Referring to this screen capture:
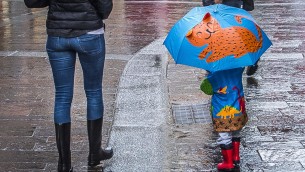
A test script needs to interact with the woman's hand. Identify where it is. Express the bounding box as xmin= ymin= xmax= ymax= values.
xmin=214 ymin=0 xmax=223 ymax=4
